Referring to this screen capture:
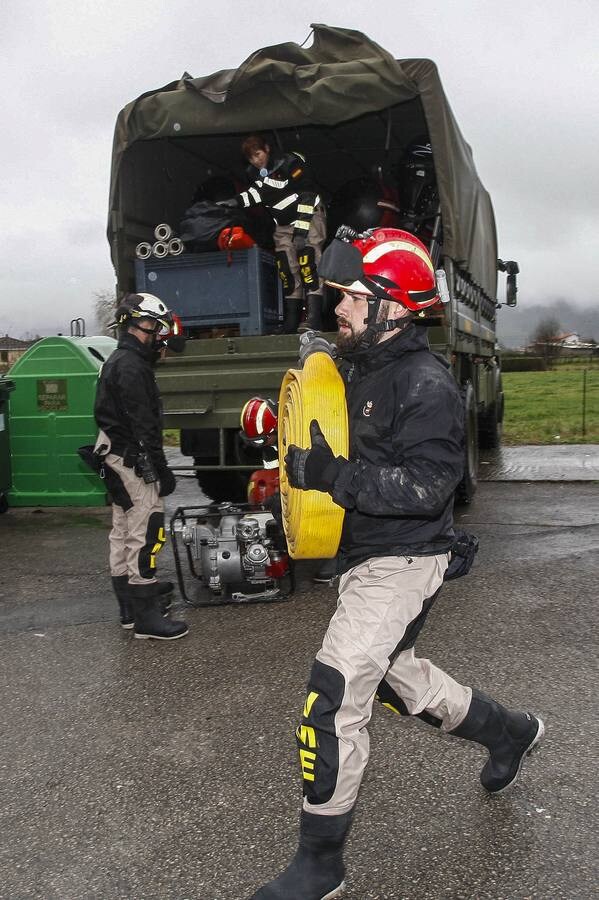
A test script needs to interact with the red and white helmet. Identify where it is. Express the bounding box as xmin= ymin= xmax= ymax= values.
xmin=321 ymin=227 xmax=439 ymax=312
xmin=240 ymin=397 xmax=278 ymax=444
